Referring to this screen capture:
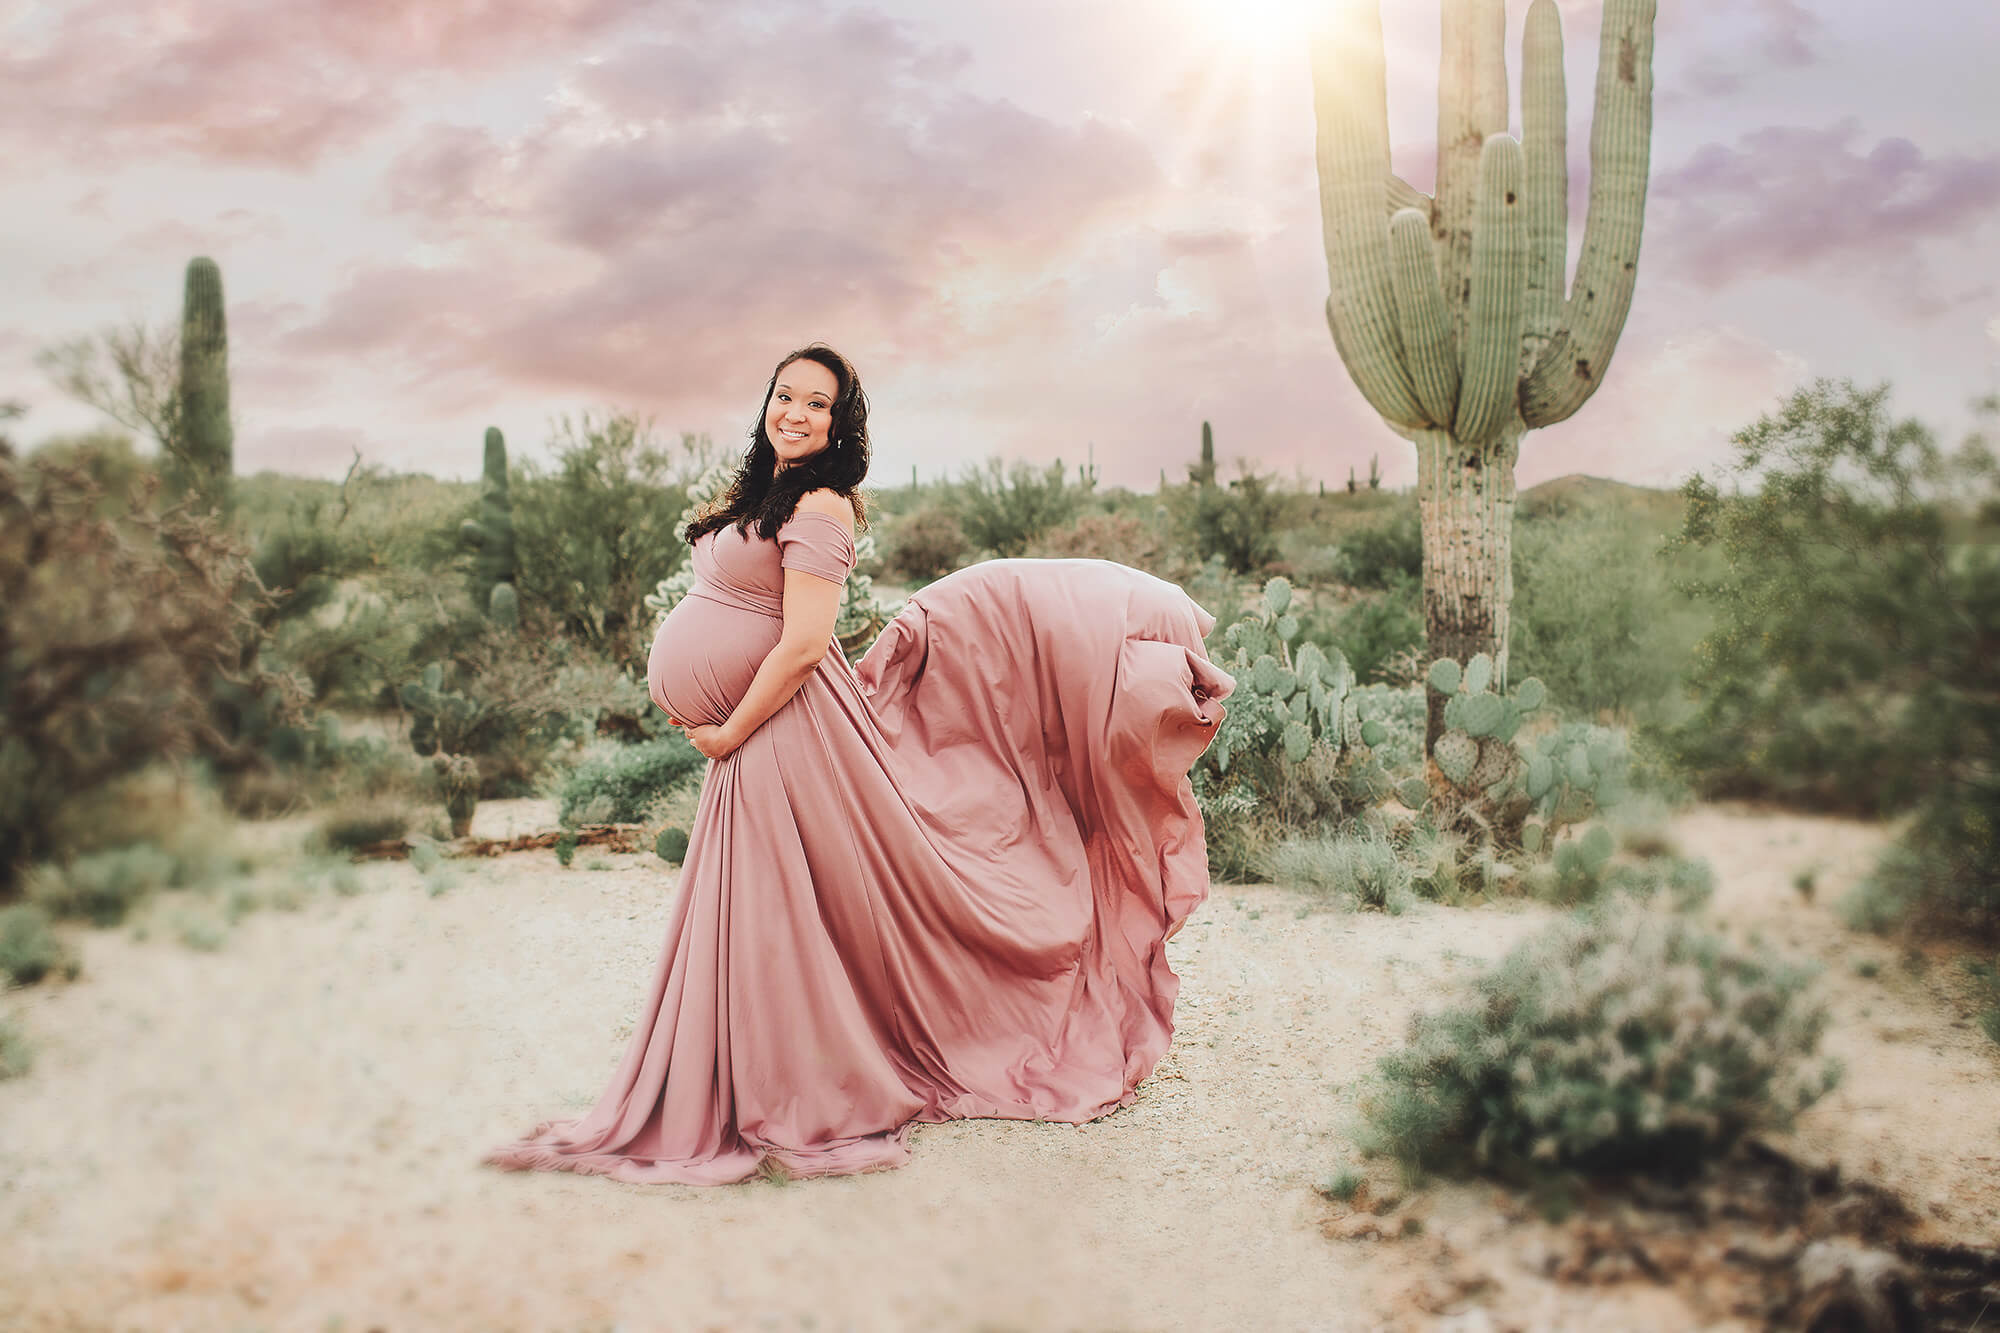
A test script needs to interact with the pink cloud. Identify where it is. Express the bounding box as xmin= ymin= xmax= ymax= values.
xmin=0 ymin=0 xmax=669 ymax=165
xmin=292 ymin=8 xmax=1171 ymax=421
xmin=1651 ymin=121 xmax=2000 ymax=310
